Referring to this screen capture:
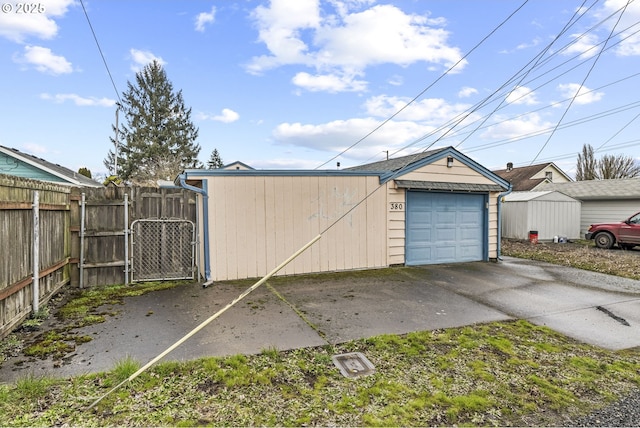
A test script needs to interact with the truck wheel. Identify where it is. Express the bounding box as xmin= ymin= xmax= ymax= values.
xmin=594 ymin=232 xmax=614 ymax=249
